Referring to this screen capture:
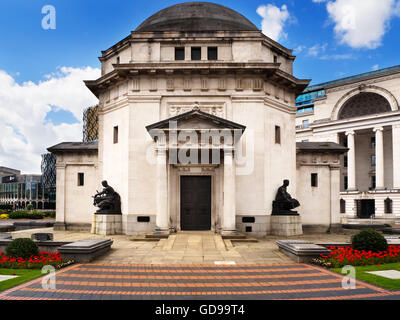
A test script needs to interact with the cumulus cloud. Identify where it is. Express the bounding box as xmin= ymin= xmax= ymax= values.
xmin=0 ymin=67 xmax=100 ymax=173
xmin=325 ymin=0 xmax=400 ymax=49
xmin=257 ymin=4 xmax=290 ymax=41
